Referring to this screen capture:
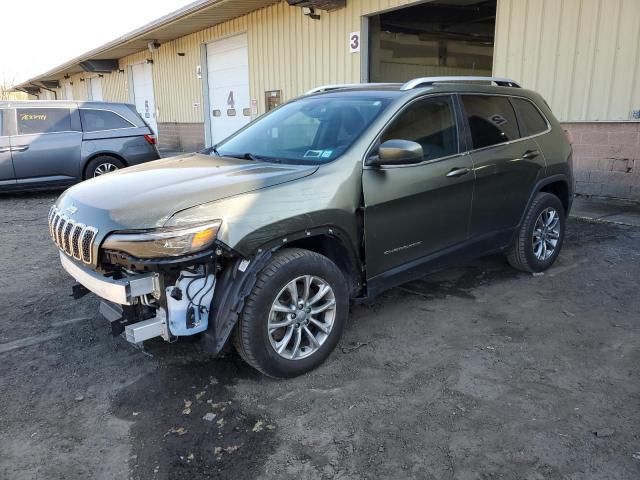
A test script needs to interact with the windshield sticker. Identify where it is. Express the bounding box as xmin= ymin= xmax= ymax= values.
xmin=321 ymin=150 xmax=332 ymax=158
xmin=304 ymin=150 xmax=324 ymax=158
